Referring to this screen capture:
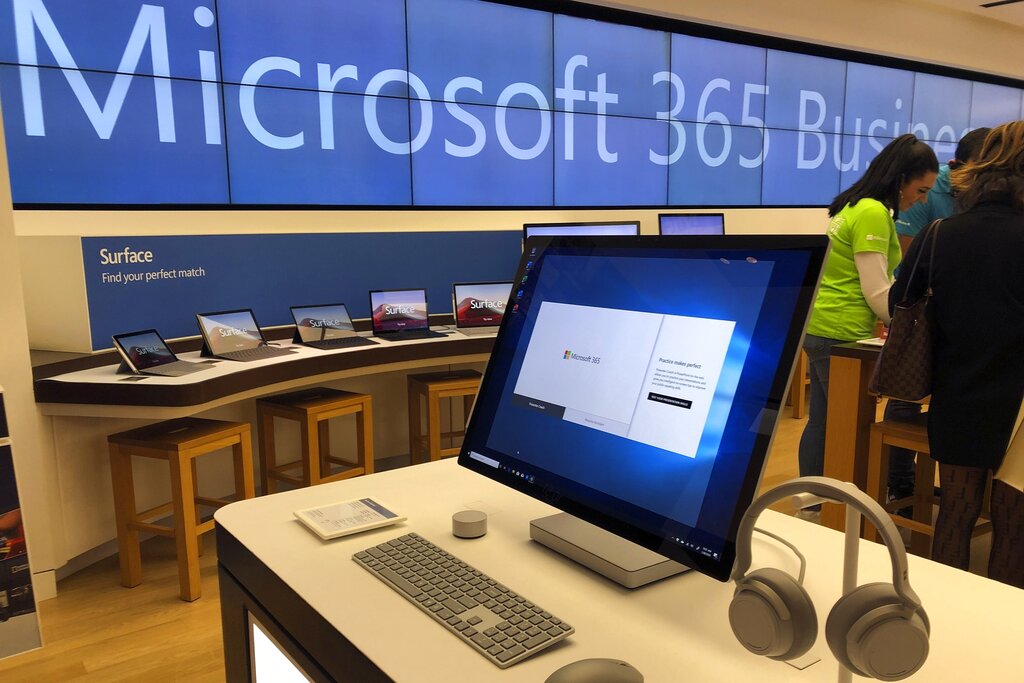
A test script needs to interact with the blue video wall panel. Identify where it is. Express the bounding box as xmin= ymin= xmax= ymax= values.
xmin=0 ymin=0 xmax=1022 ymax=207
